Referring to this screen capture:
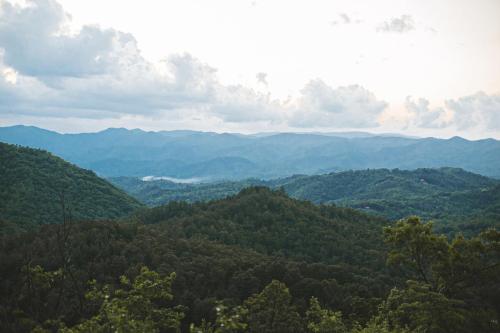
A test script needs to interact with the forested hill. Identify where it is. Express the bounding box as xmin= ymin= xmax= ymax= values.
xmin=111 ymin=168 xmax=500 ymax=233
xmin=1 ymin=187 xmax=498 ymax=332
xmin=134 ymin=186 xmax=389 ymax=268
xmin=277 ymin=167 xmax=497 ymax=202
xmin=276 ymin=168 xmax=500 ymax=228
xmin=113 ymin=167 xmax=496 ymax=204
xmin=0 ymin=143 xmax=144 ymax=232
xmin=0 ymin=186 xmax=393 ymax=332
